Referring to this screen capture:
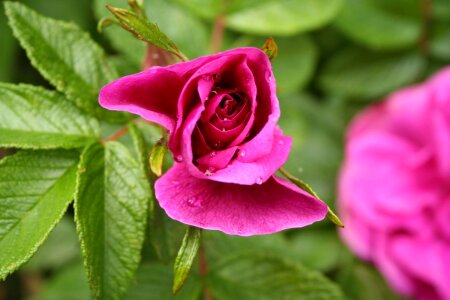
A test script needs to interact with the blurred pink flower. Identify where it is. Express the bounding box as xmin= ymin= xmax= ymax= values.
xmin=99 ymin=48 xmax=327 ymax=236
xmin=339 ymin=67 xmax=450 ymax=299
